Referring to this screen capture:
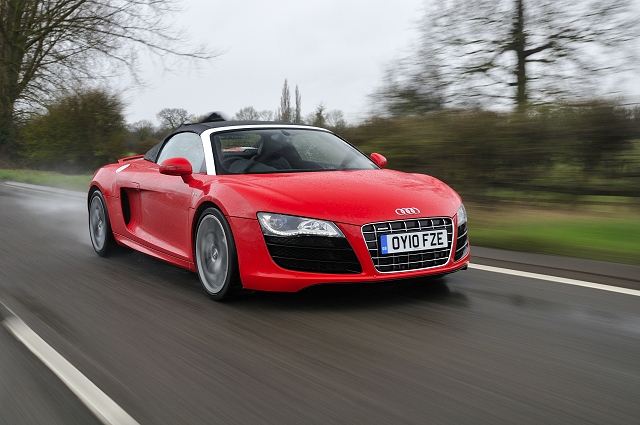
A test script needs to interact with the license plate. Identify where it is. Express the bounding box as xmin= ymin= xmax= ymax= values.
xmin=380 ymin=230 xmax=448 ymax=255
